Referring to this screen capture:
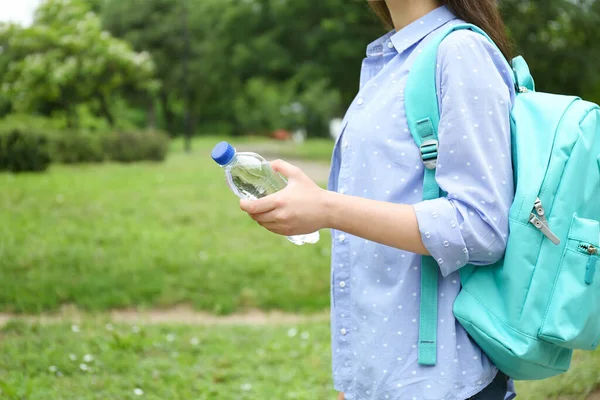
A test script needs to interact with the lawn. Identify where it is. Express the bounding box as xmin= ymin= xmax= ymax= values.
xmin=2 ymin=135 xmax=600 ymax=399
xmin=515 ymin=350 xmax=600 ymax=400
xmin=0 ymin=319 xmax=599 ymax=400
xmin=178 ymin=135 xmax=336 ymax=163
xmin=0 ymin=320 xmax=334 ymax=400
xmin=0 ymin=137 xmax=332 ymax=314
